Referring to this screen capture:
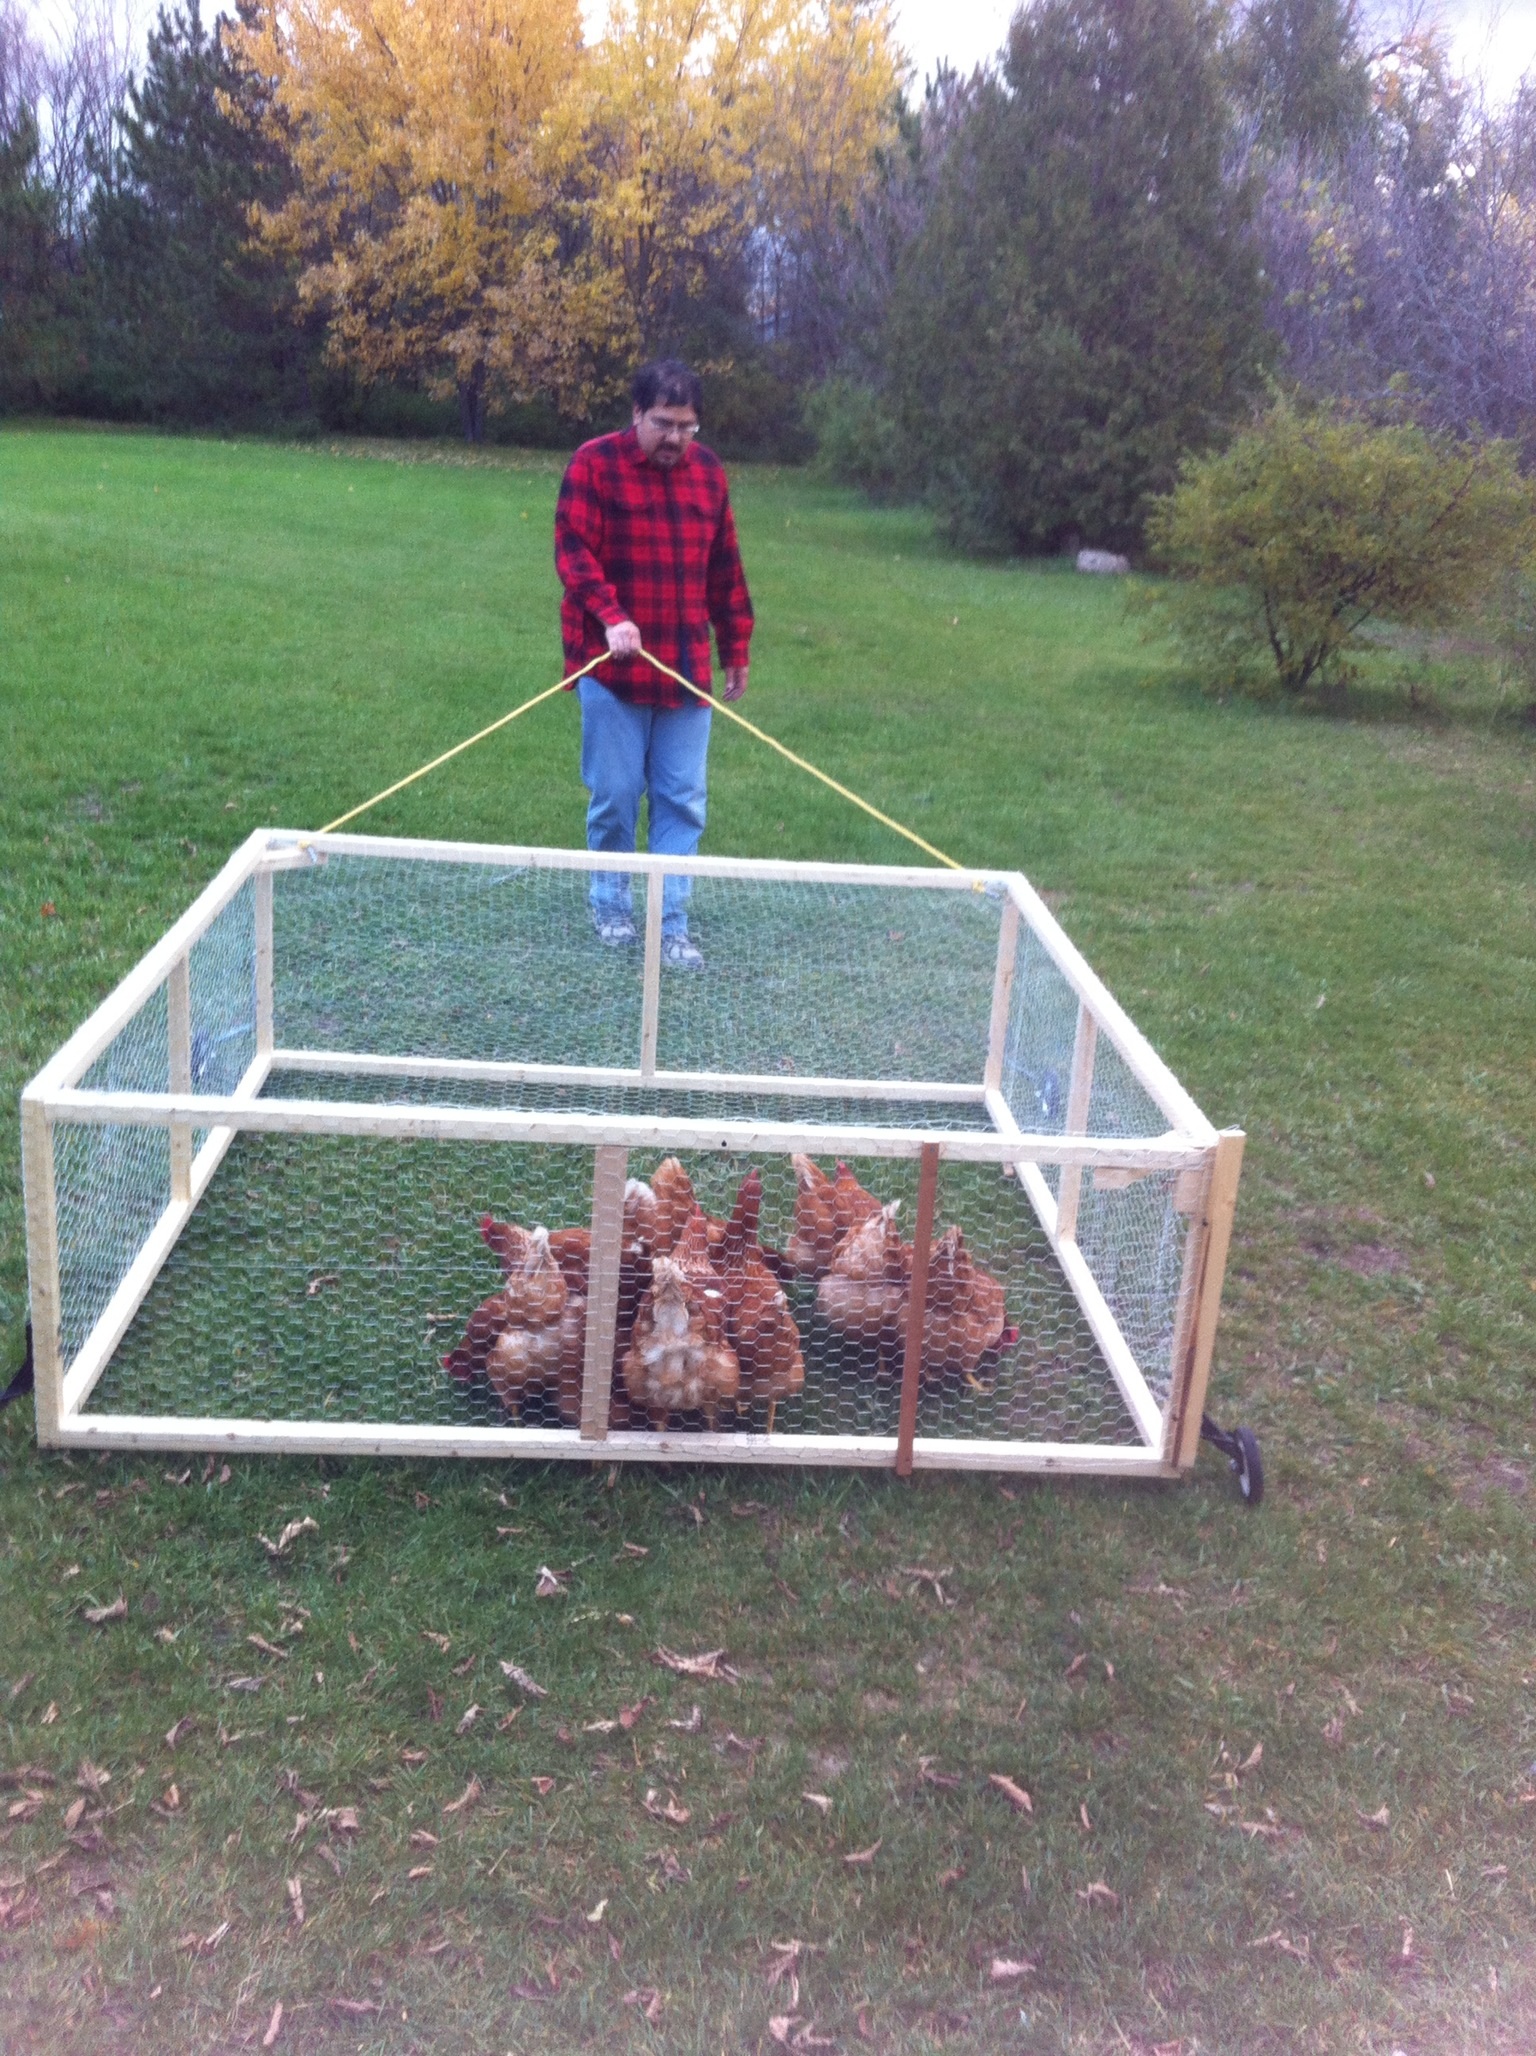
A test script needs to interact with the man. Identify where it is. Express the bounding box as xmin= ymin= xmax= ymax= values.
xmin=555 ymin=358 xmax=754 ymax=969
